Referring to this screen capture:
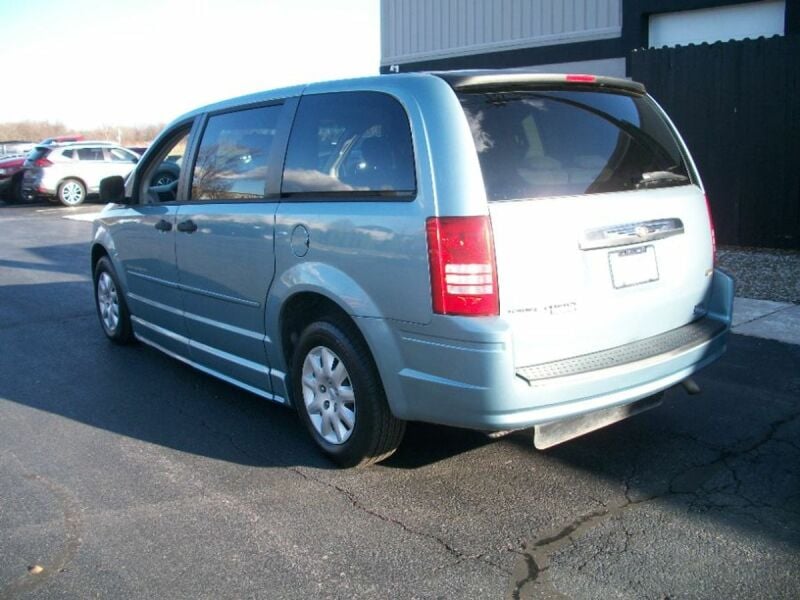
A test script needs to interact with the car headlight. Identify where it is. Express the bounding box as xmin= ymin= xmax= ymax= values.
xmin=0 ymin=168 xmax=8 ymax=176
